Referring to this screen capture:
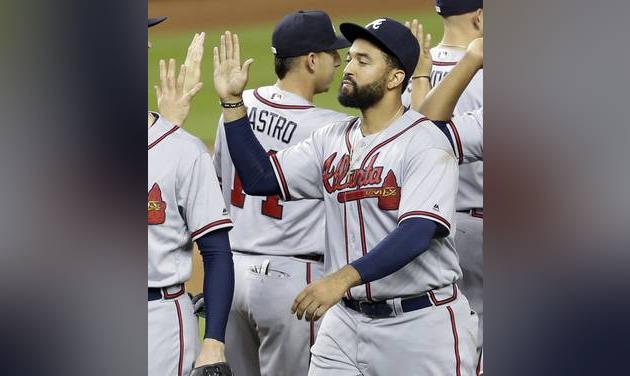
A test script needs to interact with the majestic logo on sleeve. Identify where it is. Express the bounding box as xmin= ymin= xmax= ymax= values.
xmin=148 ymin=183 xmax=166 ymax=225
xmin=322 ymin=153 xmax=400 ymax=210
